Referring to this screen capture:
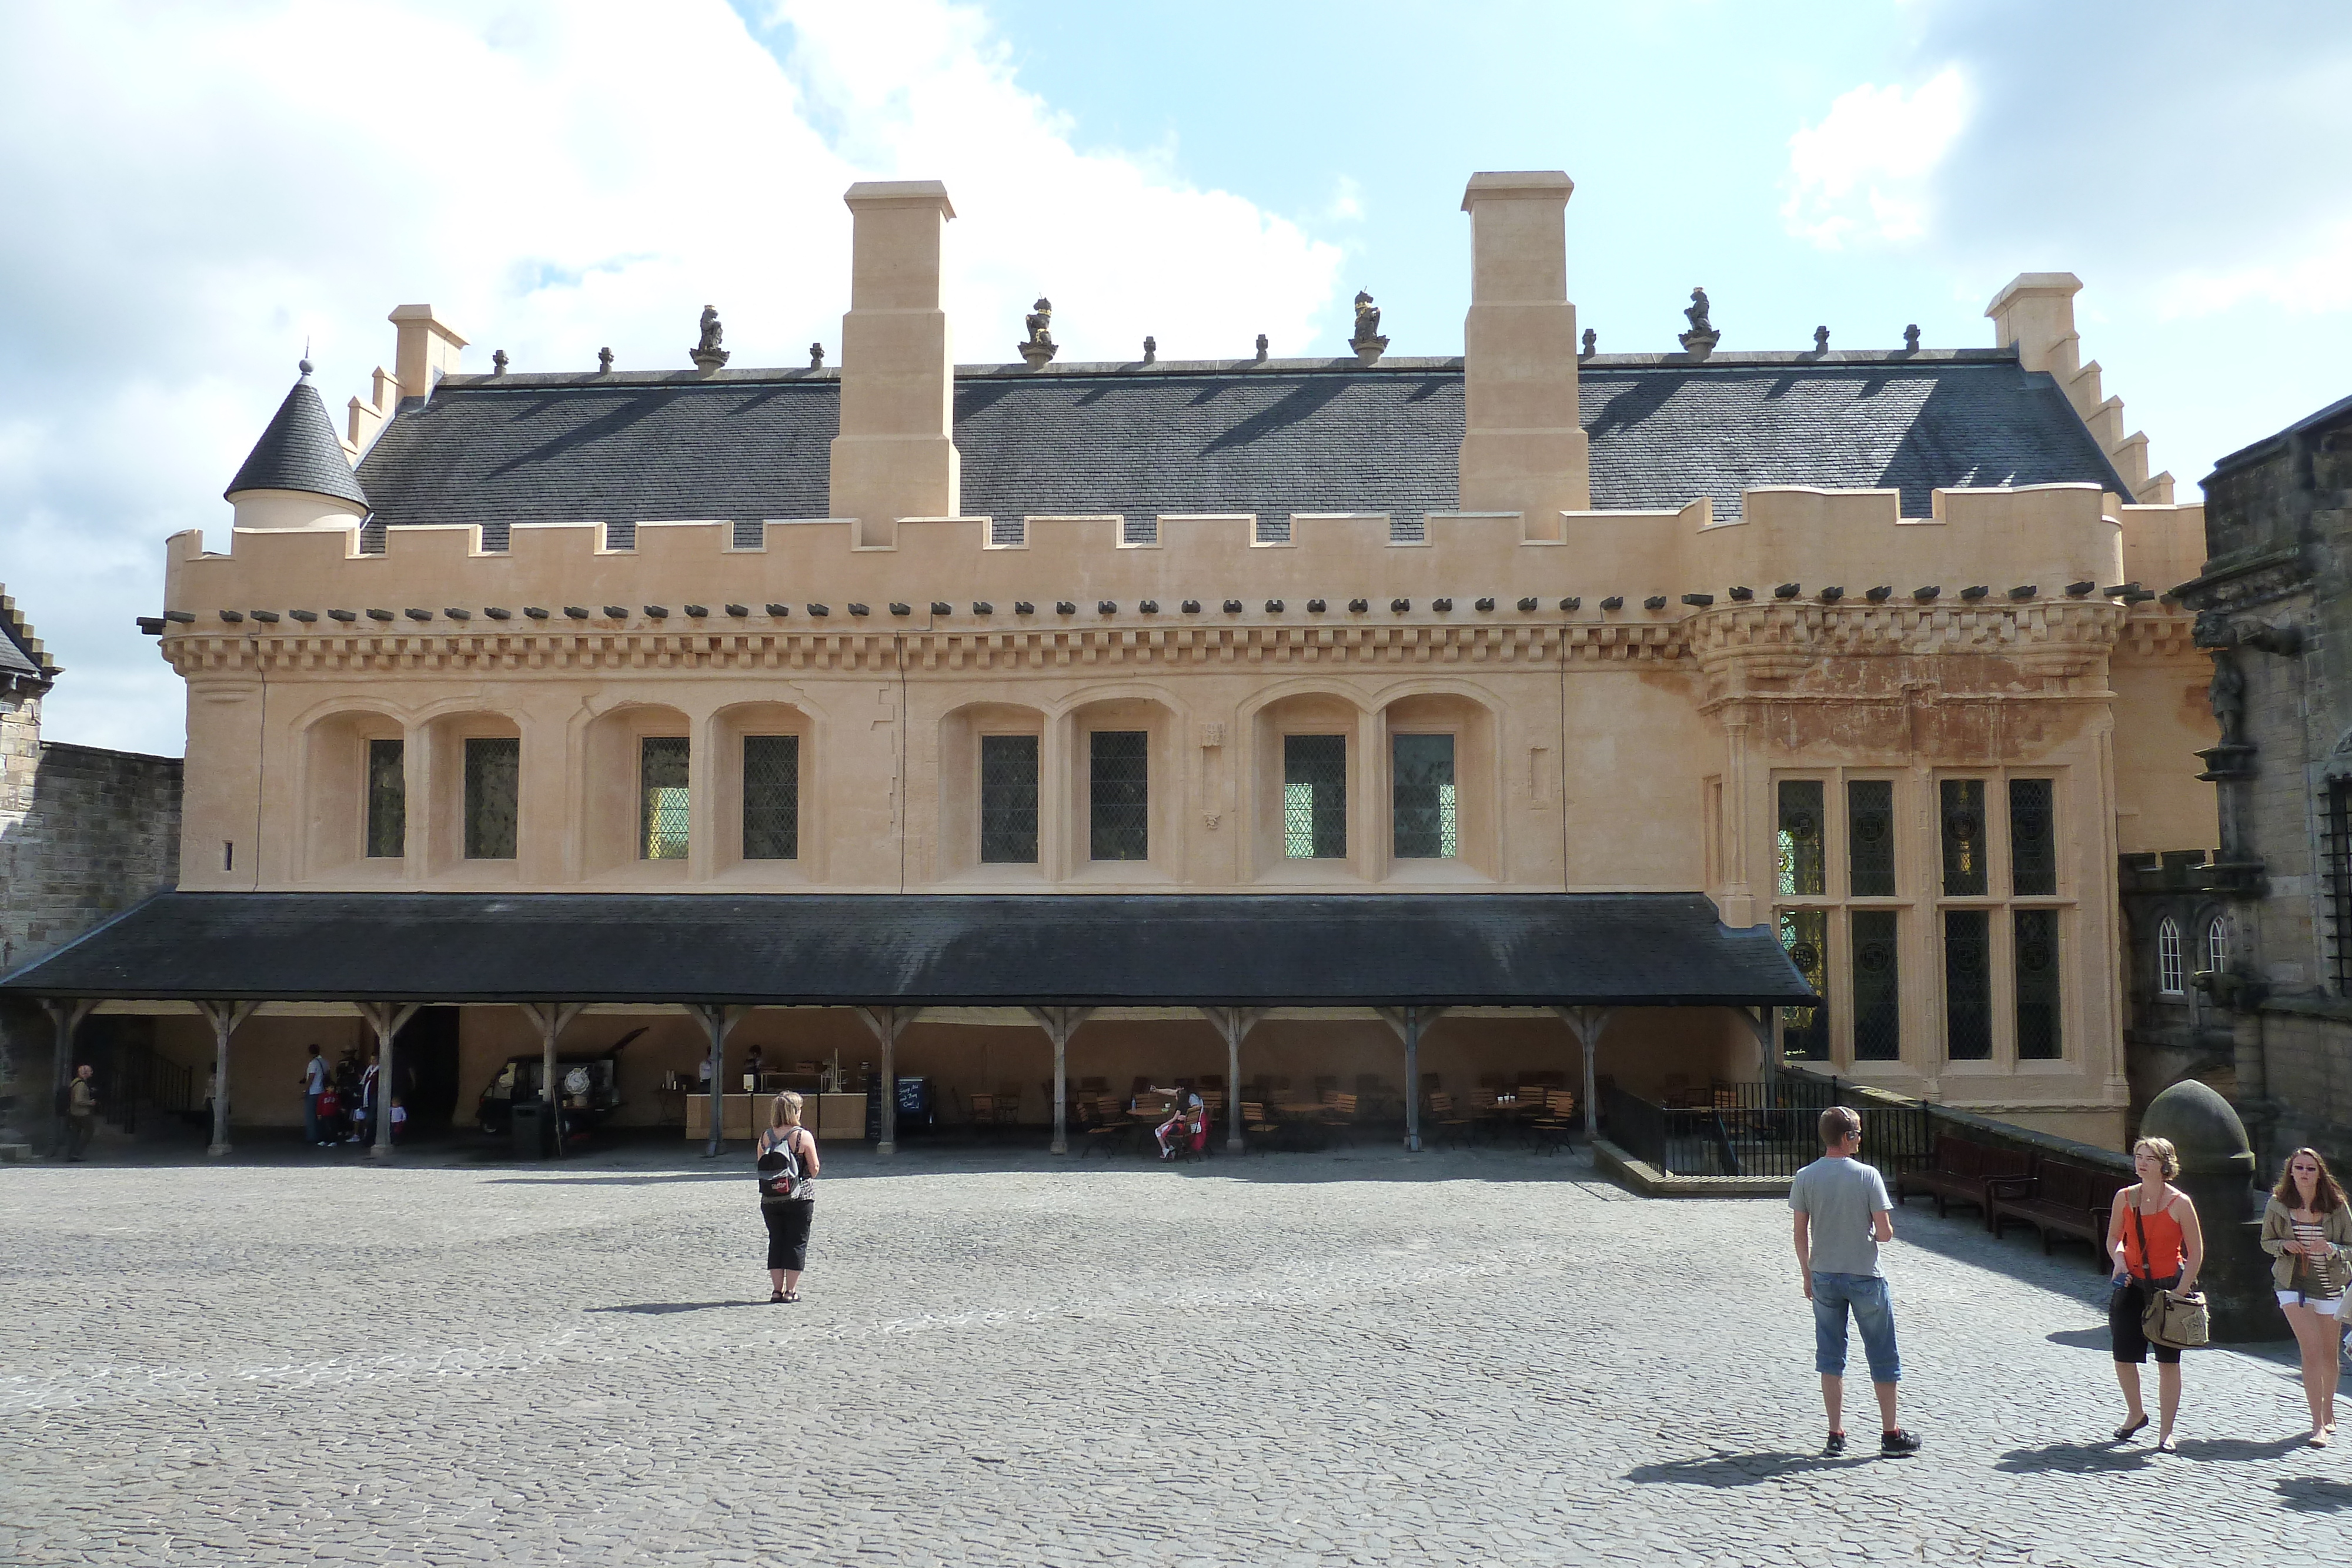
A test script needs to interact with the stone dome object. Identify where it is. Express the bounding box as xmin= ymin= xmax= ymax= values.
xmin=2139 ymin=1078 xmax=2255 ymax=1181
